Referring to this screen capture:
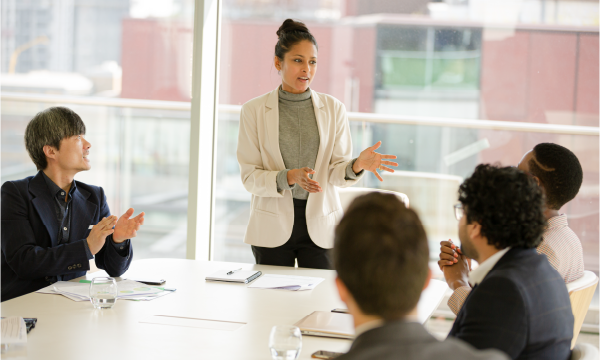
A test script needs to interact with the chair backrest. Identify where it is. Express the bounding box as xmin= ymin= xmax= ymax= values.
xmin=380 ymin=171 xmax=463 ymax=243
xmin=336 ymin=187 xmax=409 ymax=212
xmin=567 ymin=270 xmax=599 ymax=349
xmin=571 ymin=343 xmax=599 ymax=360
